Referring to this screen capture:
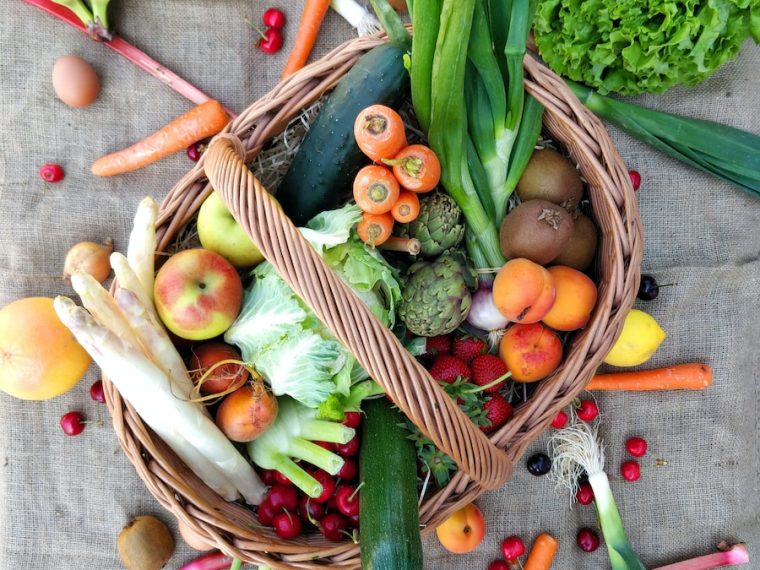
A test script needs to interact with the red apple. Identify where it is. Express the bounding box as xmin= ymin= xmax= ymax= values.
xmin=154 ymin=248 xmax=243 ymax=341
xmin=188 ymin=342 xmax=249 ymax=394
